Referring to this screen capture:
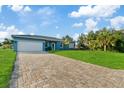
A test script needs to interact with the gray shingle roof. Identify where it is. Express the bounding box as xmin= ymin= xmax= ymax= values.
xmin=12 ymin=35 xmax=62 ymax=41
